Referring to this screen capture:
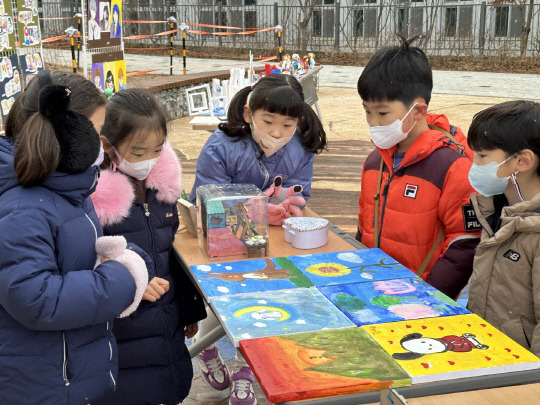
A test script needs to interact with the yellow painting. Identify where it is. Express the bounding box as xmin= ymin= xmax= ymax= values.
xmin=363 ymin=314 xmax=540 ymax=384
